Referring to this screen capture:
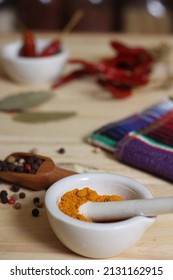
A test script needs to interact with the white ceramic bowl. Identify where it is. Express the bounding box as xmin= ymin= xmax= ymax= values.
xmin=45 ymin=173 xmax=155 ymax=259
xmin=0 ymin=39 xmax=69 ymax=84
